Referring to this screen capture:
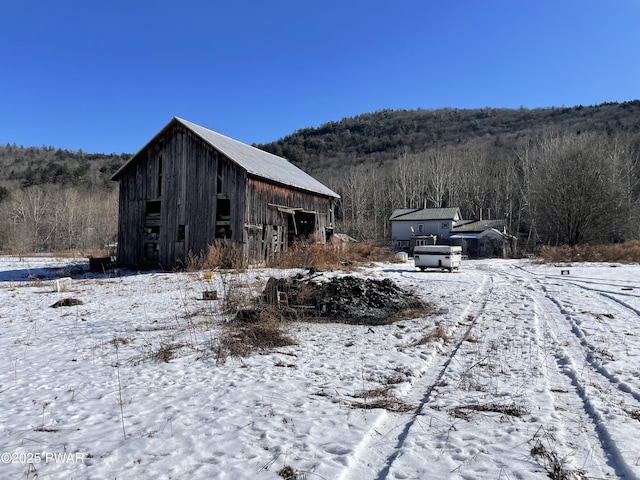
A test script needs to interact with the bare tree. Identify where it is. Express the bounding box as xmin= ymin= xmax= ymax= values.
xmin=0 ymin=185 xmax=119 ymax=254
xmin=391 ymin=151 xmax=414 ymax=208
xmin=605 ymin=134 xmax=640 ymax=240
xmin=6 ymin=186 xmax=51 ymax=252
xmin=531 ymin=131 xmax=617 ymax=245
xmin=423 ymin=147 xmax=454 ymax=208
xmin=453 ymin=145 xmax=492 ymax=219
